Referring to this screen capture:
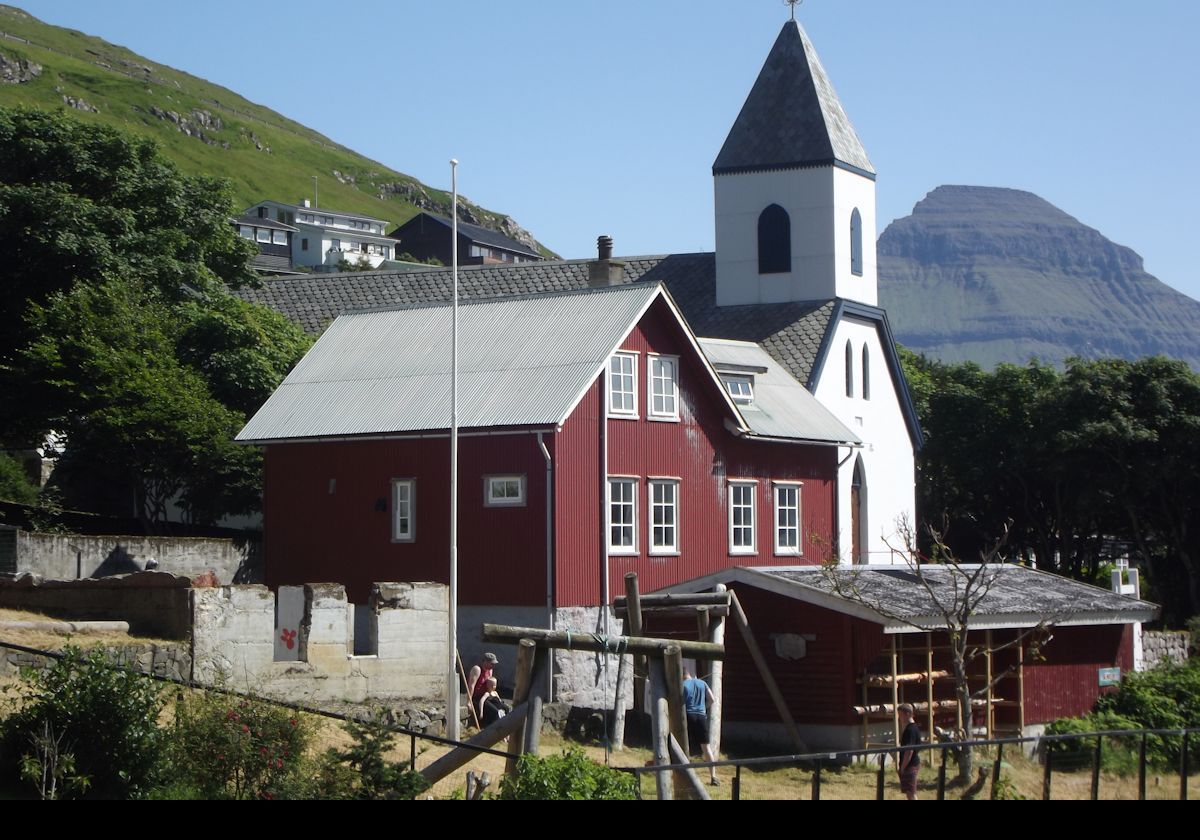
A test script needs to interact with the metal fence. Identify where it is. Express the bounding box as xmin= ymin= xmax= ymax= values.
xmin=619 ymin=728 xmax=1198 ymax=800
